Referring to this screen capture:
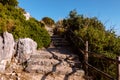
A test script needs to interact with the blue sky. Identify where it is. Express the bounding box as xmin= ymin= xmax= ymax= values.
xmin=18 ymin=0 xmax=120 ymax=35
